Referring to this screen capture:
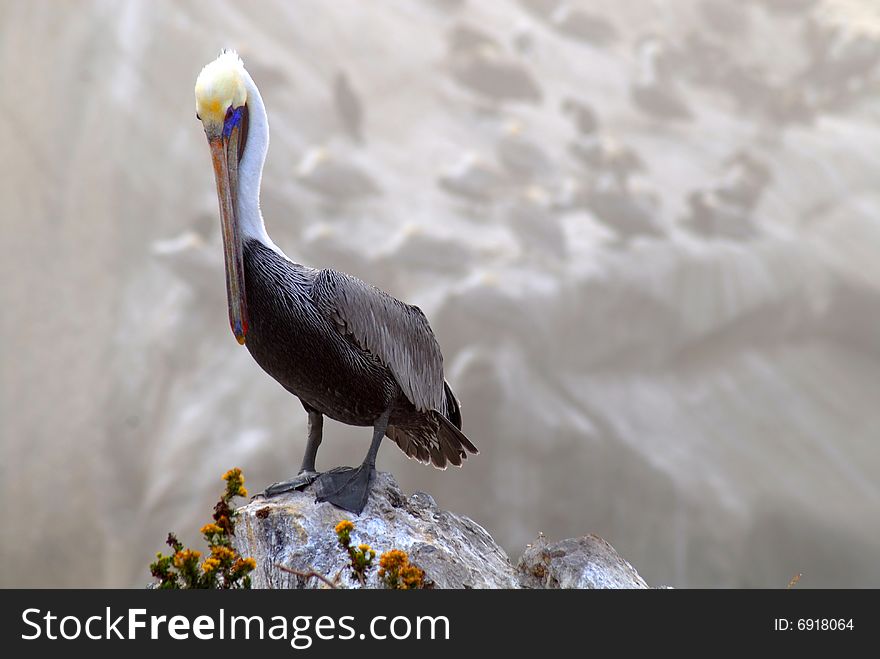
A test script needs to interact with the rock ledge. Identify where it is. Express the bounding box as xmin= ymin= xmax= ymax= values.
xmin=233 ymin=471 xmax=648 ymax=589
